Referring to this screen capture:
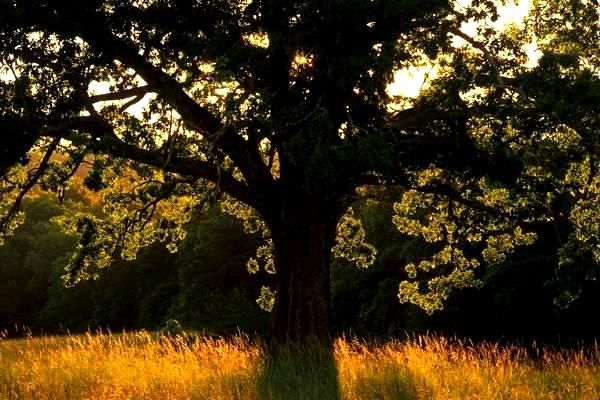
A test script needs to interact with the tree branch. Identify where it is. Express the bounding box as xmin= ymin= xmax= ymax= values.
xmin=449 ymin=28 xmax=506 ymax=87
xmin=84 ymin=24 xmax=275 ymax=190
xmin=388 ymin=106 xmax=473 ymax=130
xmin=23 ymin=8 xmax=275 ymax=193
xmin=0 ymin=137 xmax=60 ymax=232
xmin=415 ymin=182 xmax=515 ymax=220
xmin=38 ymin=117 xmax=258 ymax=208
xmin=449 ymin=29 xmax=530 ymax=103
xmin=89 ymin=85 xmax=152 ymax=103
